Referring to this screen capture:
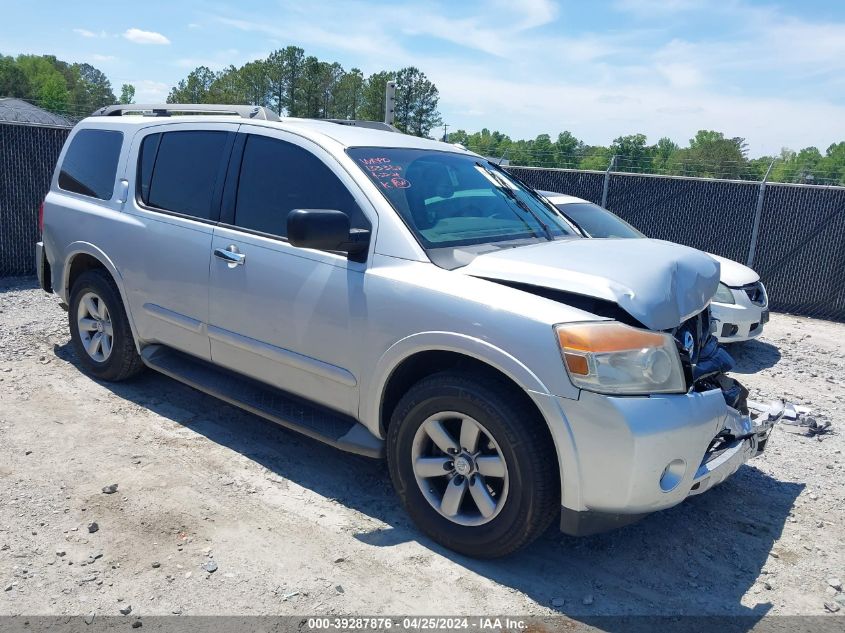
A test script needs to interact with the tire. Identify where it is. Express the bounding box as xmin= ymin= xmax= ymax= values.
xmin=387 ymin=371 xmax=559 ymax=558
xmin=68 ymin=269 xmax=144 ymax=382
